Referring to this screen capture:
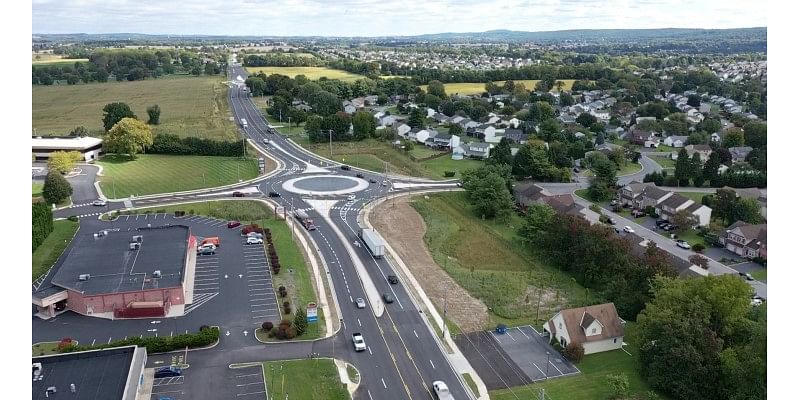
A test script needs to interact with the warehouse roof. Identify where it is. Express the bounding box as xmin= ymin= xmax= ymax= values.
xmin=50 ymin=225 xmax=191 ymax=295
xmin=33 ymin=346 xmax=142 ymax=400
xmin=32 ymin=136 xmax=103 ymax=150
